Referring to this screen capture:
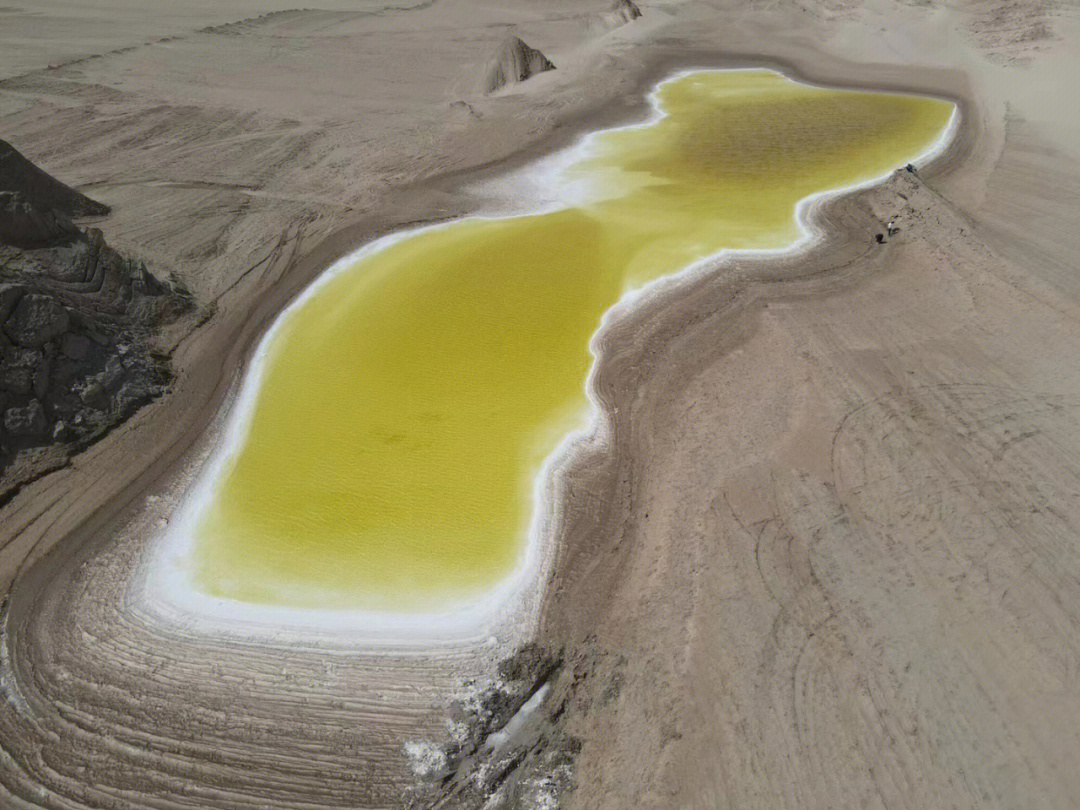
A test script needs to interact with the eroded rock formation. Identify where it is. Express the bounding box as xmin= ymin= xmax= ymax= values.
xmin=404 ymin=643 xmax=599 ymax=810
xmin=0 ymin=140 xmax=191 ymax=500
